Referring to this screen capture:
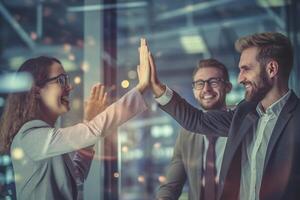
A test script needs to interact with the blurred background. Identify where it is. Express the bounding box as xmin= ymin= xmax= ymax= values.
xmin=0 ymin=0 xmax=299 ymax=199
